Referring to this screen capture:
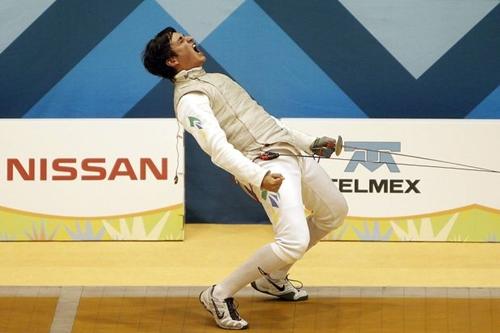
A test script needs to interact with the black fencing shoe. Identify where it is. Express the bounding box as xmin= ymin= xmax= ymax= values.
xmin=199 ymin=285 xmax=249 ymax=330
xmin=251 ymin=268 xmax=308 ymax=301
